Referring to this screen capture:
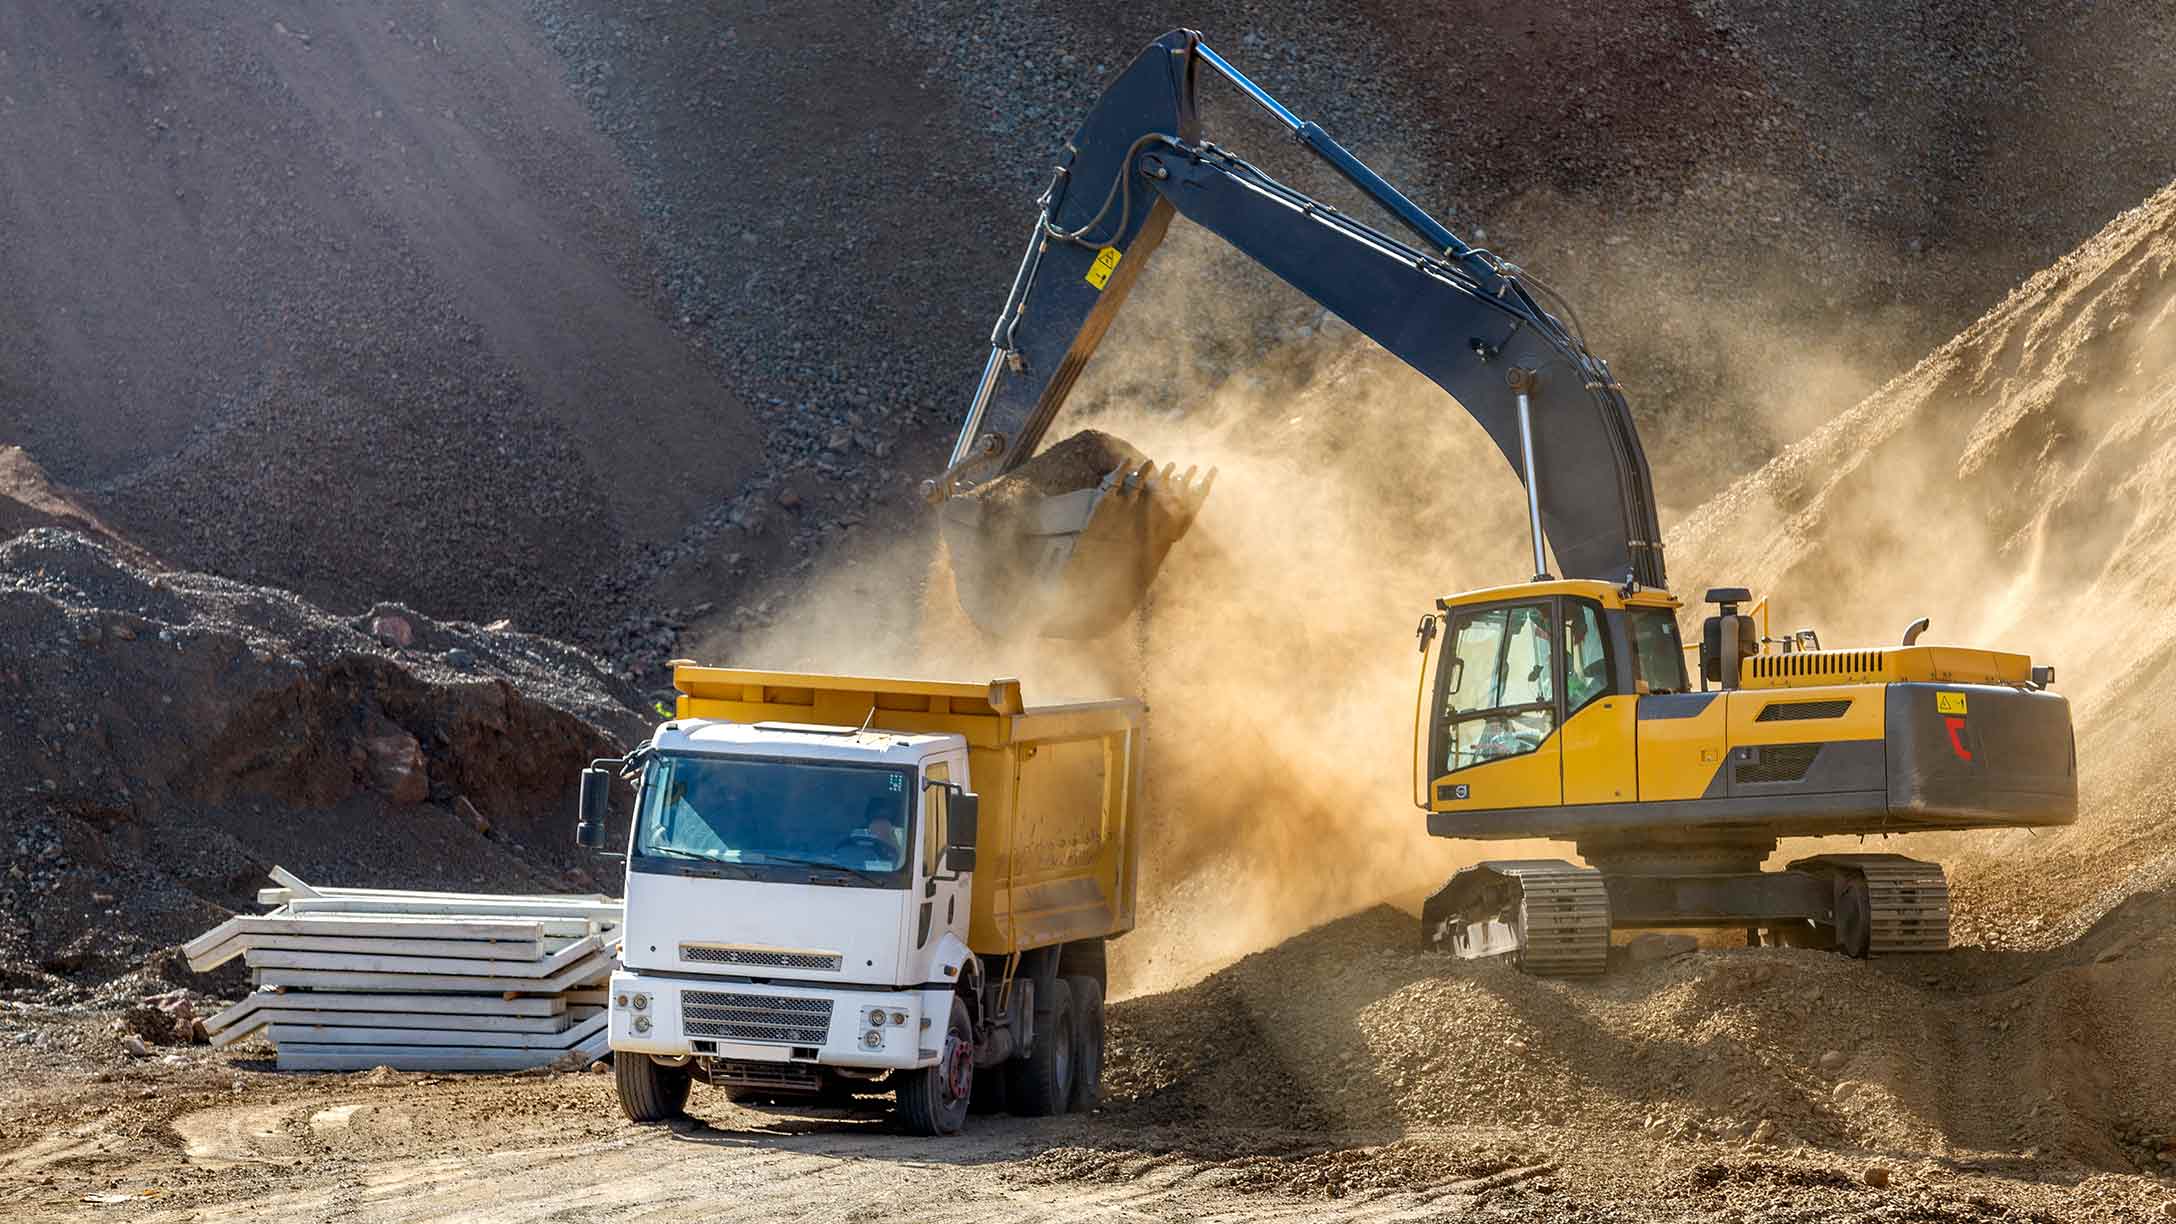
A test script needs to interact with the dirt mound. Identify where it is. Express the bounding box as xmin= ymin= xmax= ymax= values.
xmin=1102 ymin=899 xmax=2176 ymax=1175
xmin=1669 ymin=178 xmax=2176 ymax=940
xmin=0 ymin=3 xmax=758 ymax=645
xmin=0 ymin=529 xmax=645 ymax=1001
